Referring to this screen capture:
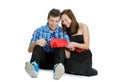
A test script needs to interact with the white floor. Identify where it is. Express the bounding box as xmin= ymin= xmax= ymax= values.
xmin=0 ymin=43 xmax=119 ymax=82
